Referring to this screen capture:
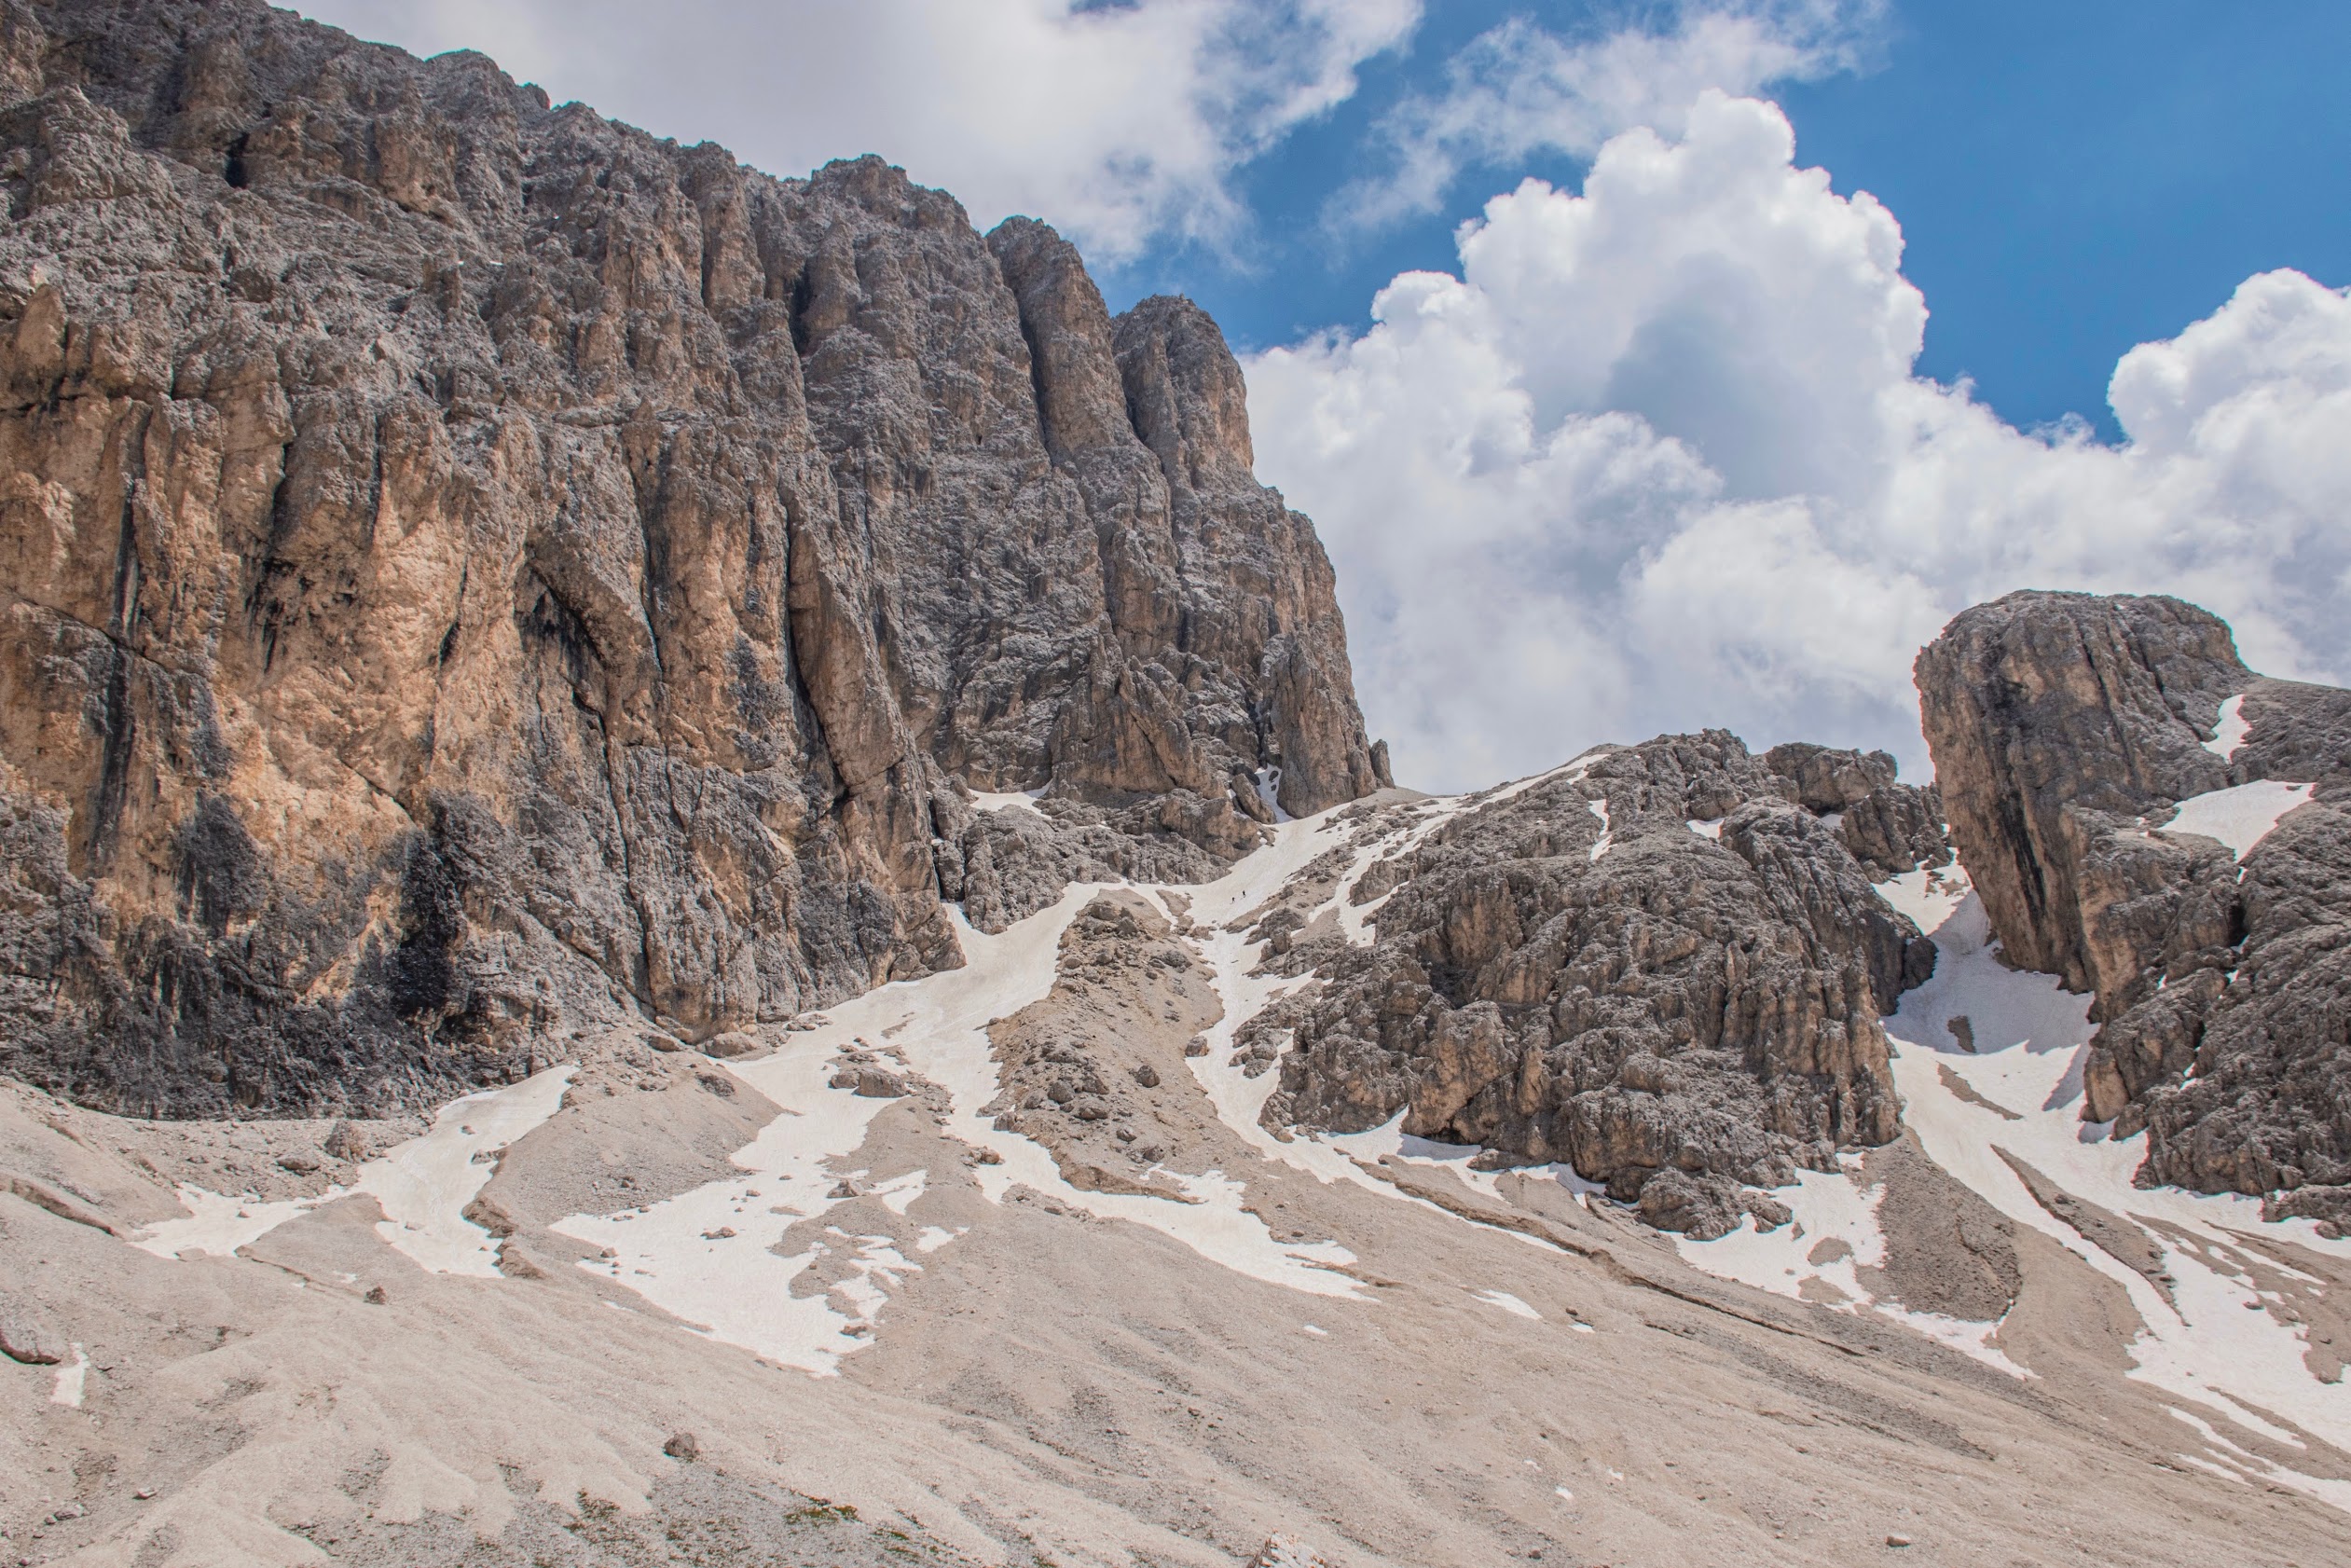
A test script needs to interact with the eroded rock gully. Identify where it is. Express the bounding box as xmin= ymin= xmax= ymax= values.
xmin=1916 ymin=589 xmax=2351 ymax=1205
xmin=0 ymin=0 xmax=1378 ymax=1117
xmin=1259 ymin=731 xmax=1949 ymax=1236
